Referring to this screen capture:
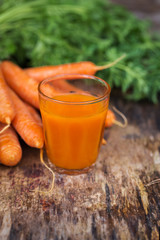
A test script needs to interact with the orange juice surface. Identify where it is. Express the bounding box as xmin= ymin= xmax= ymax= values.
xmin=40 ymin=93 xmax=108 ymax=170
